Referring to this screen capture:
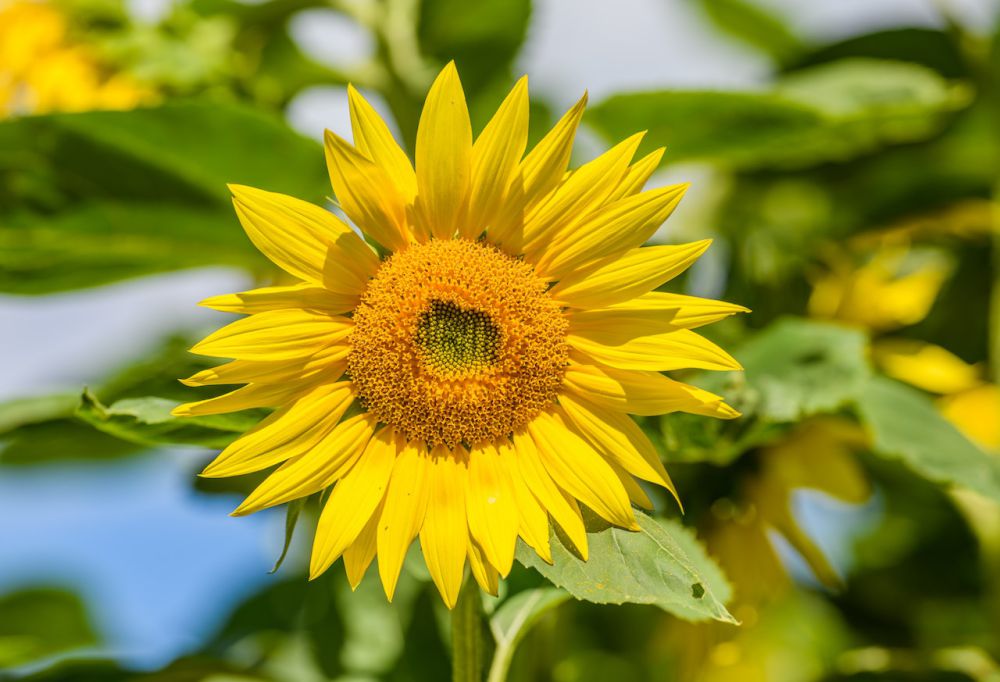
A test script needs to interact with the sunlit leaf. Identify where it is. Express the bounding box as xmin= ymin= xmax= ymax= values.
xmin=76 ymin=389 xmax=258 ymax=449
xmin=516 ymin=510 xmax=735 ymax=623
